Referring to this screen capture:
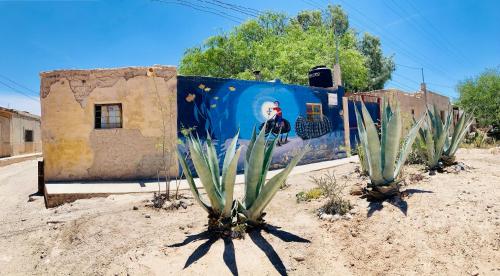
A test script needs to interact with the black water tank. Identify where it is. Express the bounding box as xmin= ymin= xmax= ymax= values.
xmin=308 ymin=65 xmax=333 ymax=88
